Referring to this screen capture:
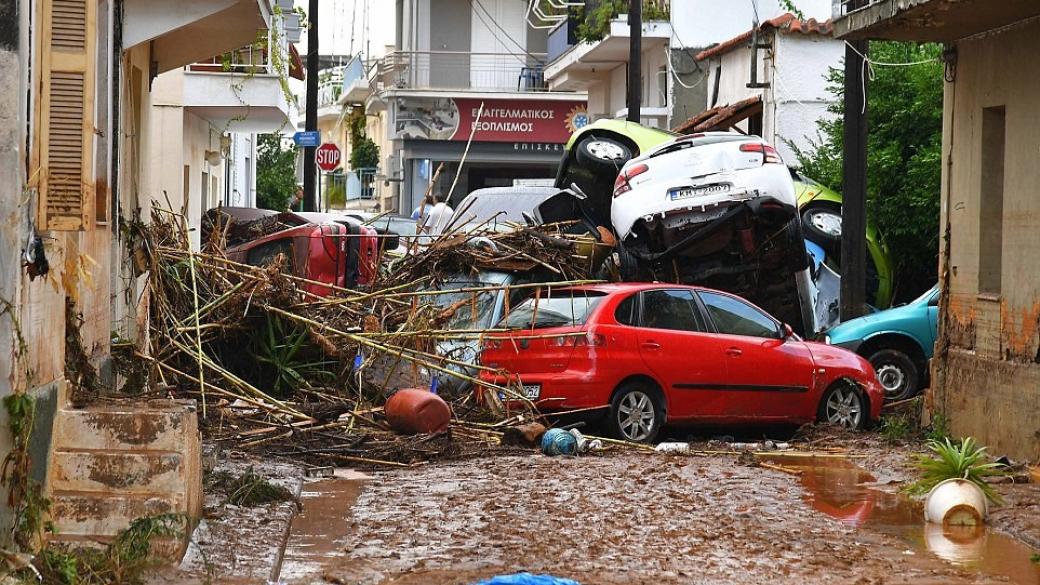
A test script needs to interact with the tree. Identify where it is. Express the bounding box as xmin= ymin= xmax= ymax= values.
xmin=792 ymin=42 xmax=944 ymax=301
xmin=348 ymin=112 xmax=379 ymax=170
xmin=256 ymin=133 xmax=298 ymax=211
